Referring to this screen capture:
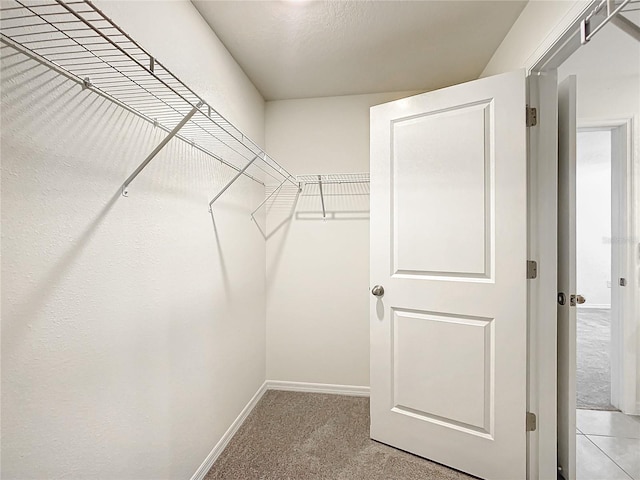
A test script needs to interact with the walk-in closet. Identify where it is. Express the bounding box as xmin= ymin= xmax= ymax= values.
xmin=2 ymin=1 xmax=639 ymax=479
